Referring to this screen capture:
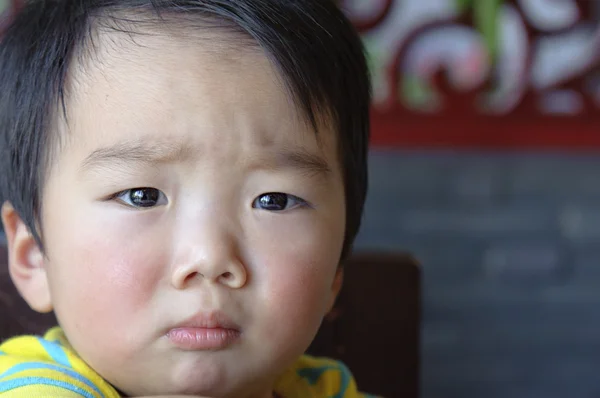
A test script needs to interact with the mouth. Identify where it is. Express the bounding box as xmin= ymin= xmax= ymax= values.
xmin=167 ymin=311 xmax=241 ymax=351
